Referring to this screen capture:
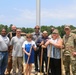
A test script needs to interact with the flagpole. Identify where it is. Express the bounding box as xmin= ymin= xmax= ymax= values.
xmin=36 ymin=0 xmax=41 ymax=31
